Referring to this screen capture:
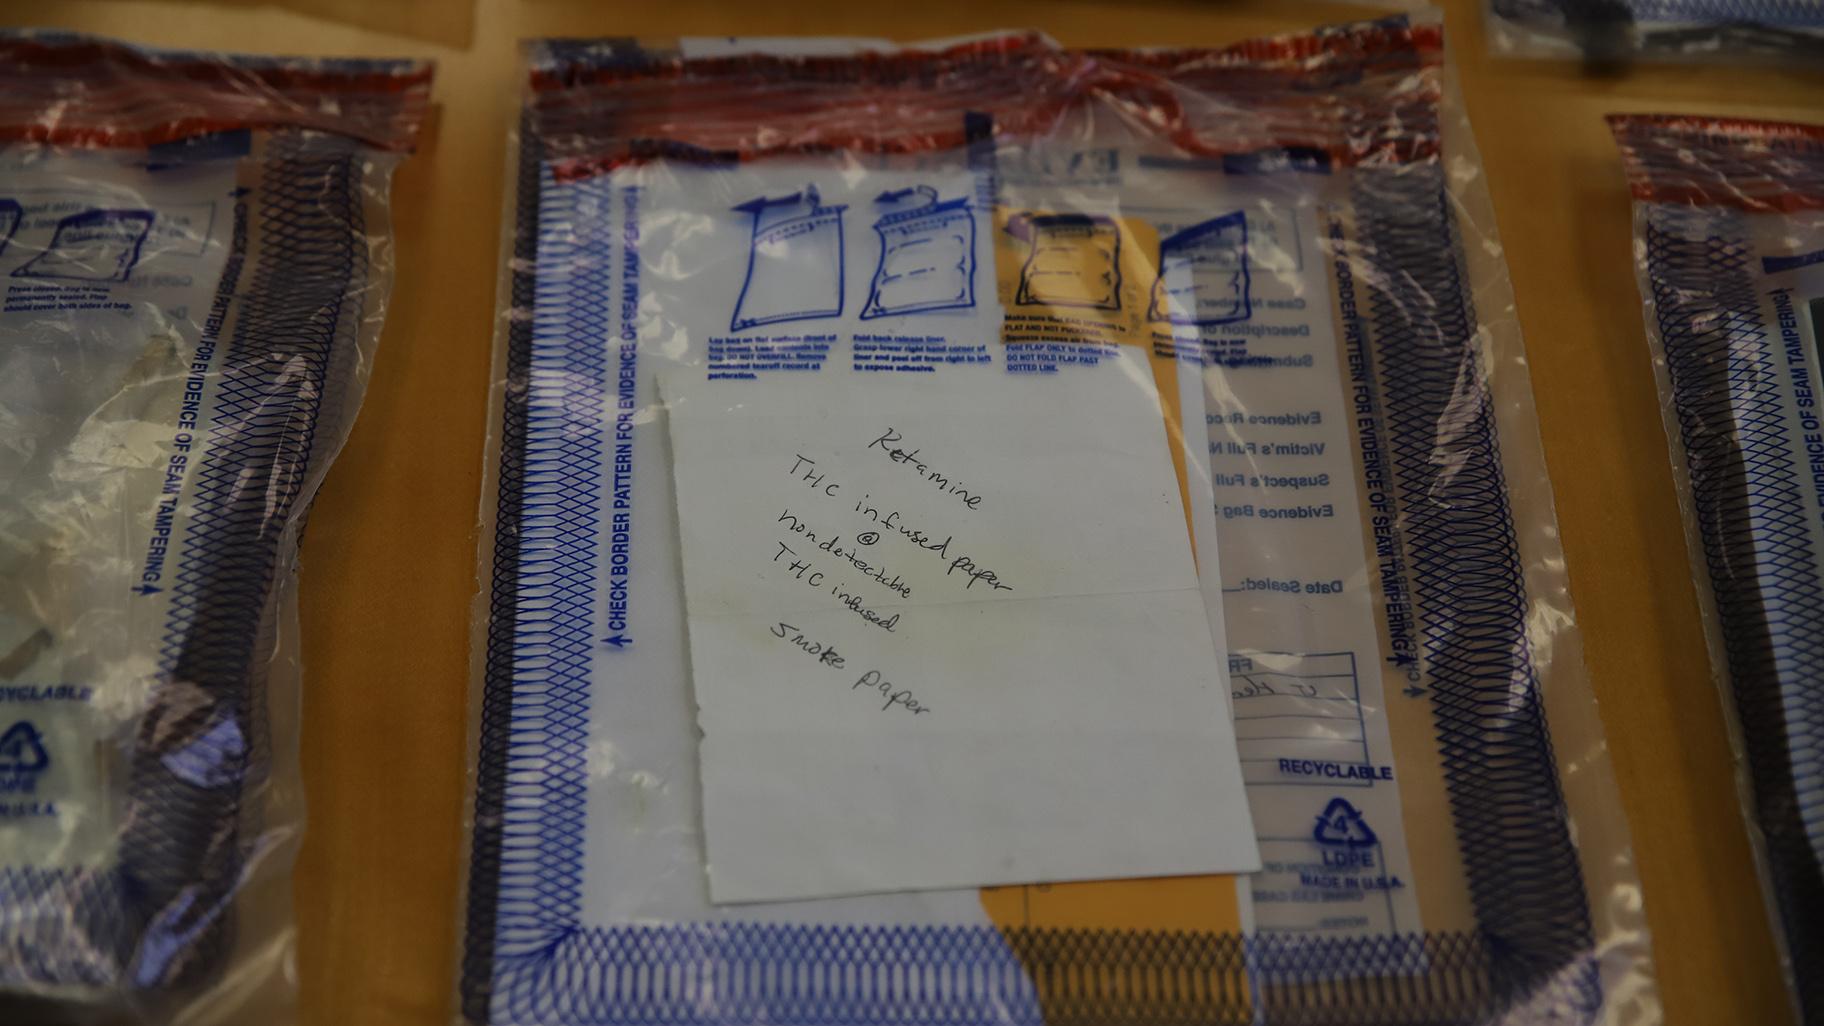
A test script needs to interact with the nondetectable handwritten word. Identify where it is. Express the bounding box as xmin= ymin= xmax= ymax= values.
xmin=769 ymin=624 xmax=931 ymax=715
xmin=775 ymin=516 xmax=912 ymax=598
xmin=867 ymin=428 xmax=984 ymax=509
